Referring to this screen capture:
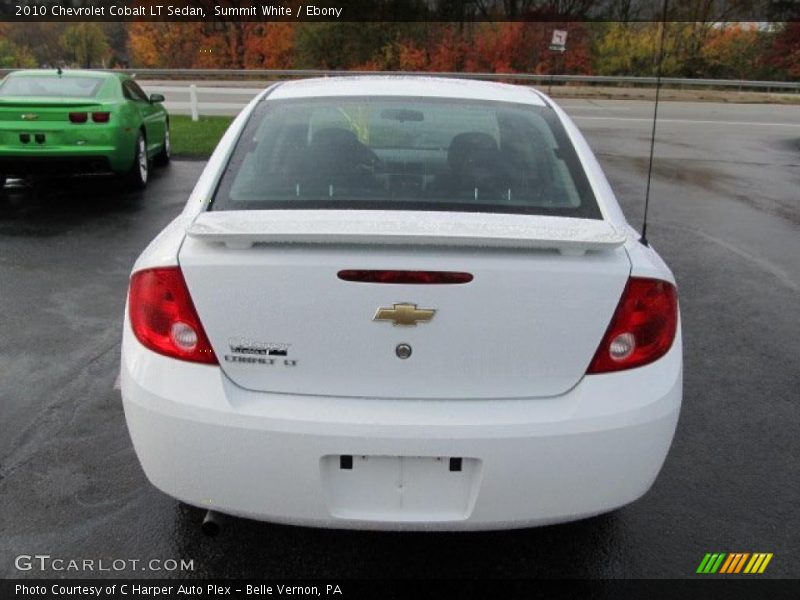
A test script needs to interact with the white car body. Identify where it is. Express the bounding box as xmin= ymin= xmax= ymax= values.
xmin=121 ymin=77 xmax=682 ymax=530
